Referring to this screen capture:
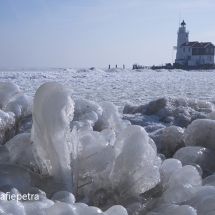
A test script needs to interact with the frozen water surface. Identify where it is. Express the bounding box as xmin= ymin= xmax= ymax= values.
xmin=0 ymin=68 xmax=215 ymax=214
xmin=0 ymin=68 xmax=215 ymax=111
